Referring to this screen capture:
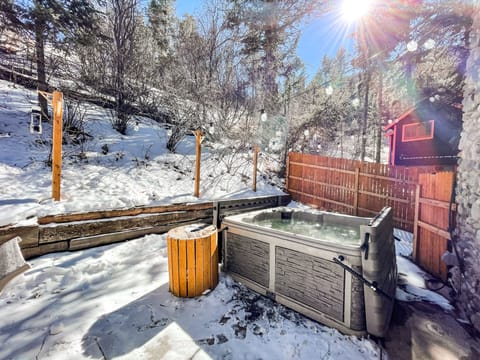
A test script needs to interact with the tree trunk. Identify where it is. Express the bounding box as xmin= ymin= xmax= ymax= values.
xmin=375 ymin=69 xmax=383 ymax=163
xmin=34 ymin=12 xmax=48 ymax=122
xmin=264 ymin=26 xmax=278 ymax=112
xmin=361 ymin=70 xmax=370 ymax=162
